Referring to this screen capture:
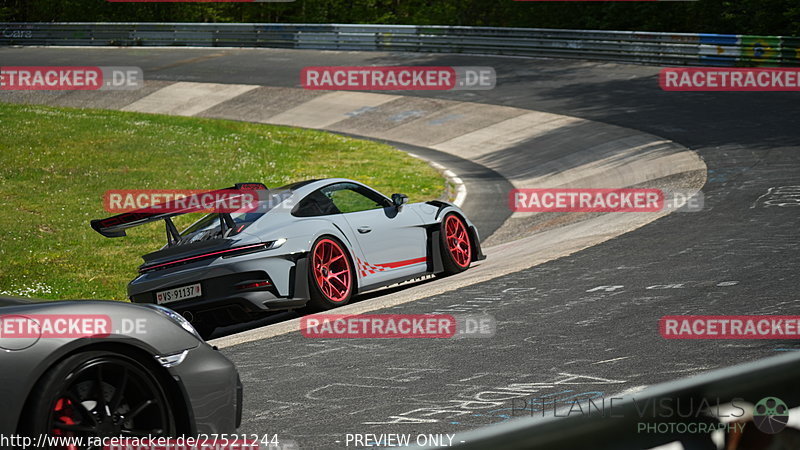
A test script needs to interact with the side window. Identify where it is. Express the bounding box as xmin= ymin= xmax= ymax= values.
xmin=322 ymin=183 xmax=390 ymax=214
xmin=292 ymin=190 xmax=340 ymax=217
